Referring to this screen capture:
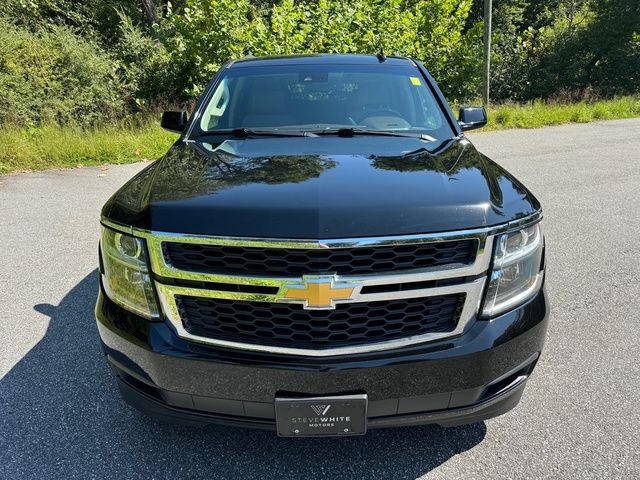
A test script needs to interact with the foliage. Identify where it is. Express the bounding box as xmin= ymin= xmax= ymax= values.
xmin=0 ymin=0 xmax=143 ymax=41
xmin=531 ymin=0 xmax=640 ymax=98
xmin=486 ymin=96 xmax=640 ymax=129
xmin=0 ymin=119 xmax=176 ymax=174
xmin=170 ymin=0 xmax=482 ymax=101
xmin=474 ymin=0 xmax=640 ymax=101
xmin=168 ymin=0 xmax=258 ymax=96
xmin=413 ymin=0 xmax=482 ymax=101
xmin=0 ymin=18 xmax=125 ymax=127
xmin=0 ymin=0 xmax=638 ymax=133
xmin=113 ymin=12 xmax=179 ymax=109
